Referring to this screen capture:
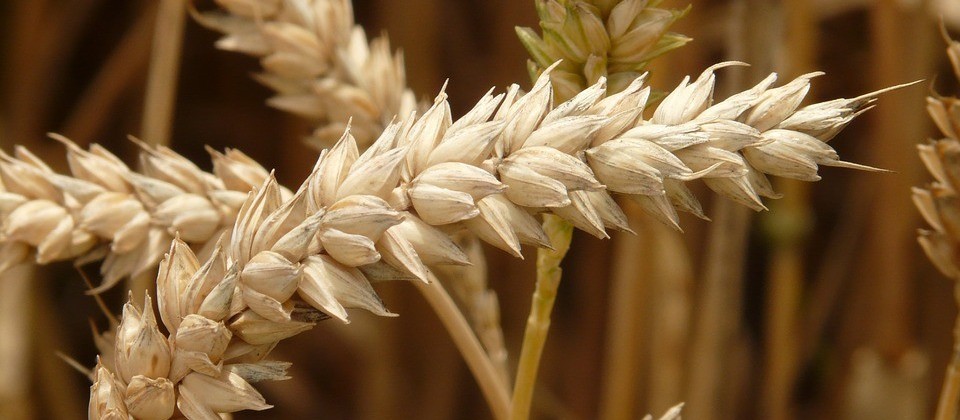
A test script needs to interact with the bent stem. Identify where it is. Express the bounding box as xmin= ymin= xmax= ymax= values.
xmin=511 ymin=214 xmax=574 ymax=420
xmin=936 ymin=283 xmax=960 ymax=420
xmin=414 ymin=276 xmax=511 ymax=420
